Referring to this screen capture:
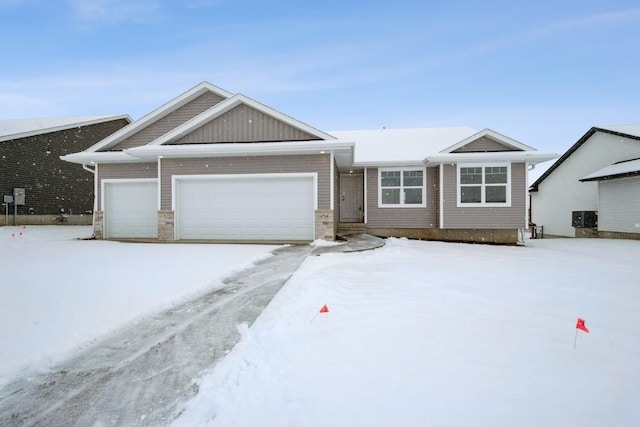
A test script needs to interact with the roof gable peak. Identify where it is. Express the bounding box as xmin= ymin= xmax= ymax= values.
xmin=86 ymin=81 xmax=233 ymax=152
xmin=442 ymin=128 xmax=534 ymax=153
xmin=149 ymin=93 xmax=335 ymax=145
